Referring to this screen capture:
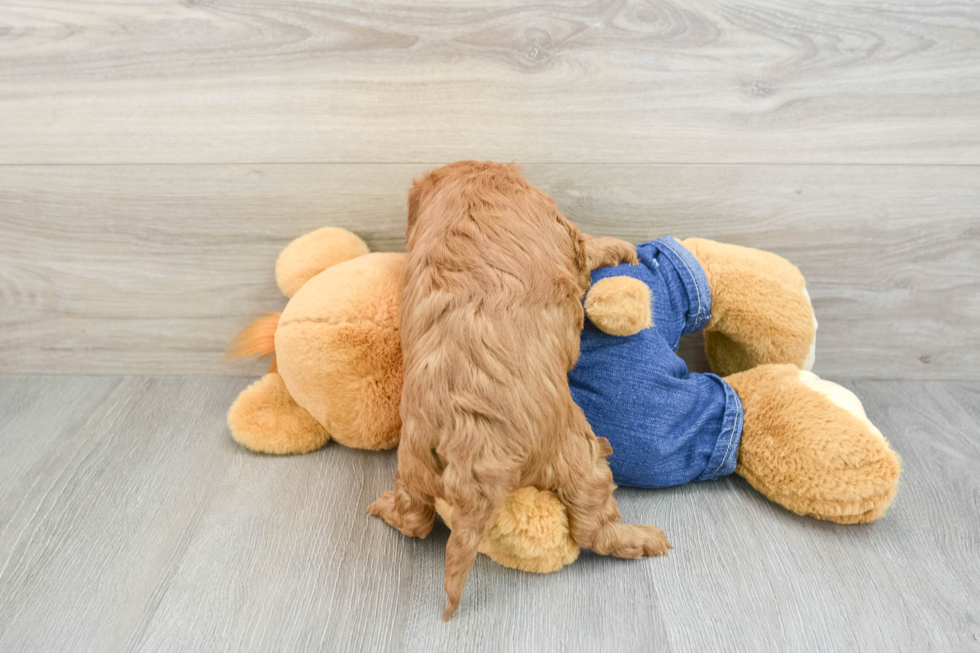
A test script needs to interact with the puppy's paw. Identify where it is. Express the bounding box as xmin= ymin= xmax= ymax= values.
xmin=367 ymin=490 xmax=397 ymax=521
xmin=619 ymin=243 xmax=639 ymax=267
xmin=635 ymin=524 xmax=672 ymax=557
xmin=368 ymin=490 xmax=435 ymax=539
xmin=604 ymin=238 xmax=639 ymax=267
xmin=594 ymin=523 xmax=671 ymax=559
xmin=584 ymin=237 xmax=638 ymax=271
